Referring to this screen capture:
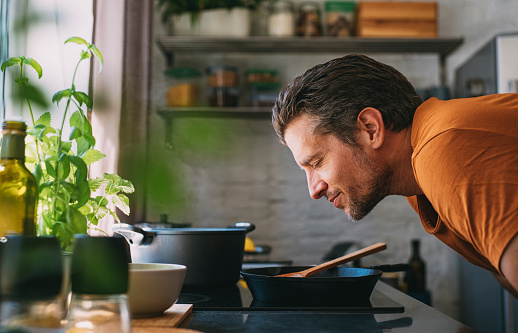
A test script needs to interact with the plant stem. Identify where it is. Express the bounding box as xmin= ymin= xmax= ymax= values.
xmin=52 ymin=58 xmax=83 ymax=220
